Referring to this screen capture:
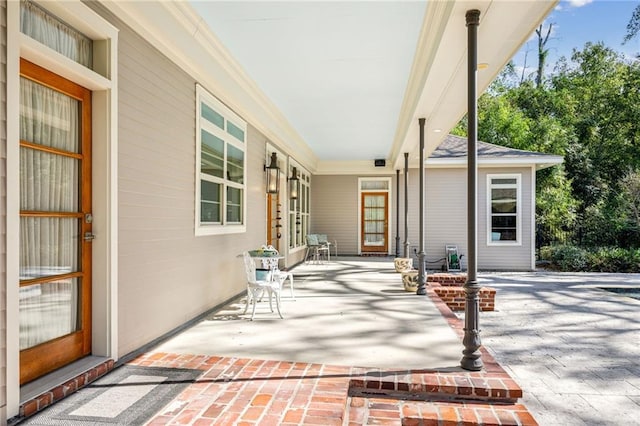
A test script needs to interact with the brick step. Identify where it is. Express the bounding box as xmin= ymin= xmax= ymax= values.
xmin=346 ymin=396 xmax=538 ymax=425
xmin=348 ymin=372 xmax=522 ymax=404
xmin=428 ymin=273 xmax=467 ymax=286
xmin=15 ymin=359 xmax=115 ymax=422
xmin=432 ymin=285 xmax=496 ymax=311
